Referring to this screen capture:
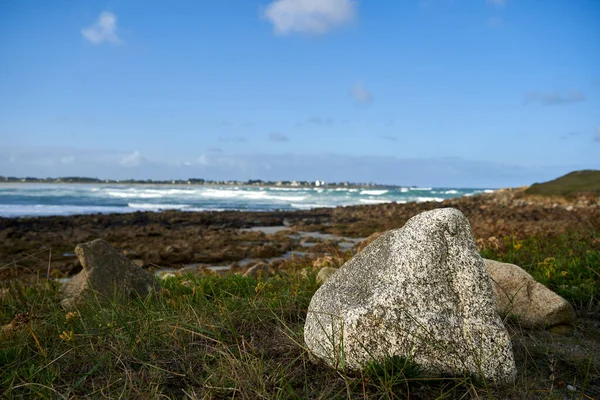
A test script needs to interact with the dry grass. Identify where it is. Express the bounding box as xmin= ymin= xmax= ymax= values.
xmin=1 ymin=231 xmax=599 ymax=399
